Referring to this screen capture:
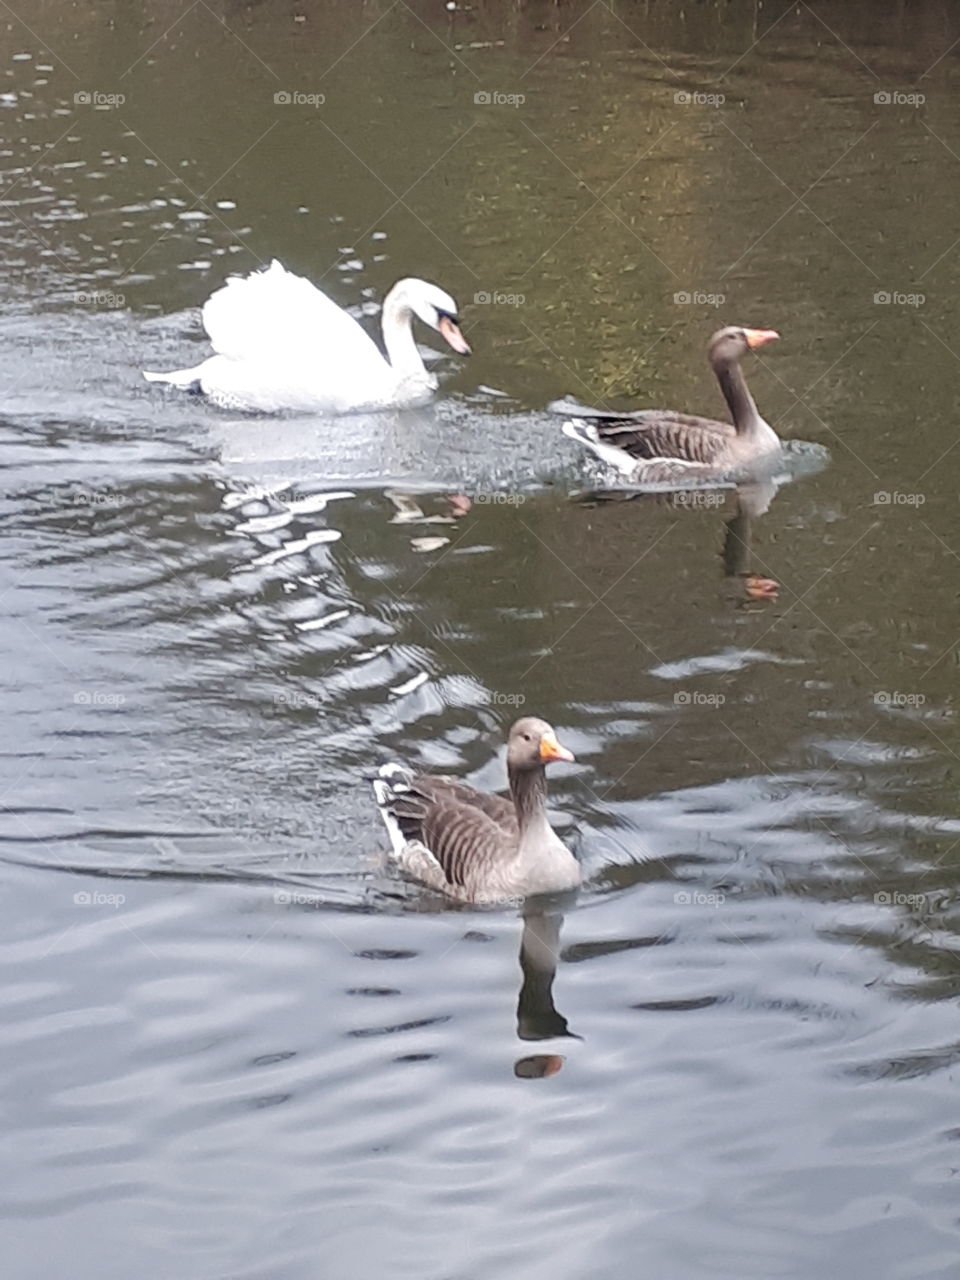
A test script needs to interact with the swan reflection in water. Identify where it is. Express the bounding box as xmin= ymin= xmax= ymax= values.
xmin=514 ymin=904 xmax=579 ymax=1080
